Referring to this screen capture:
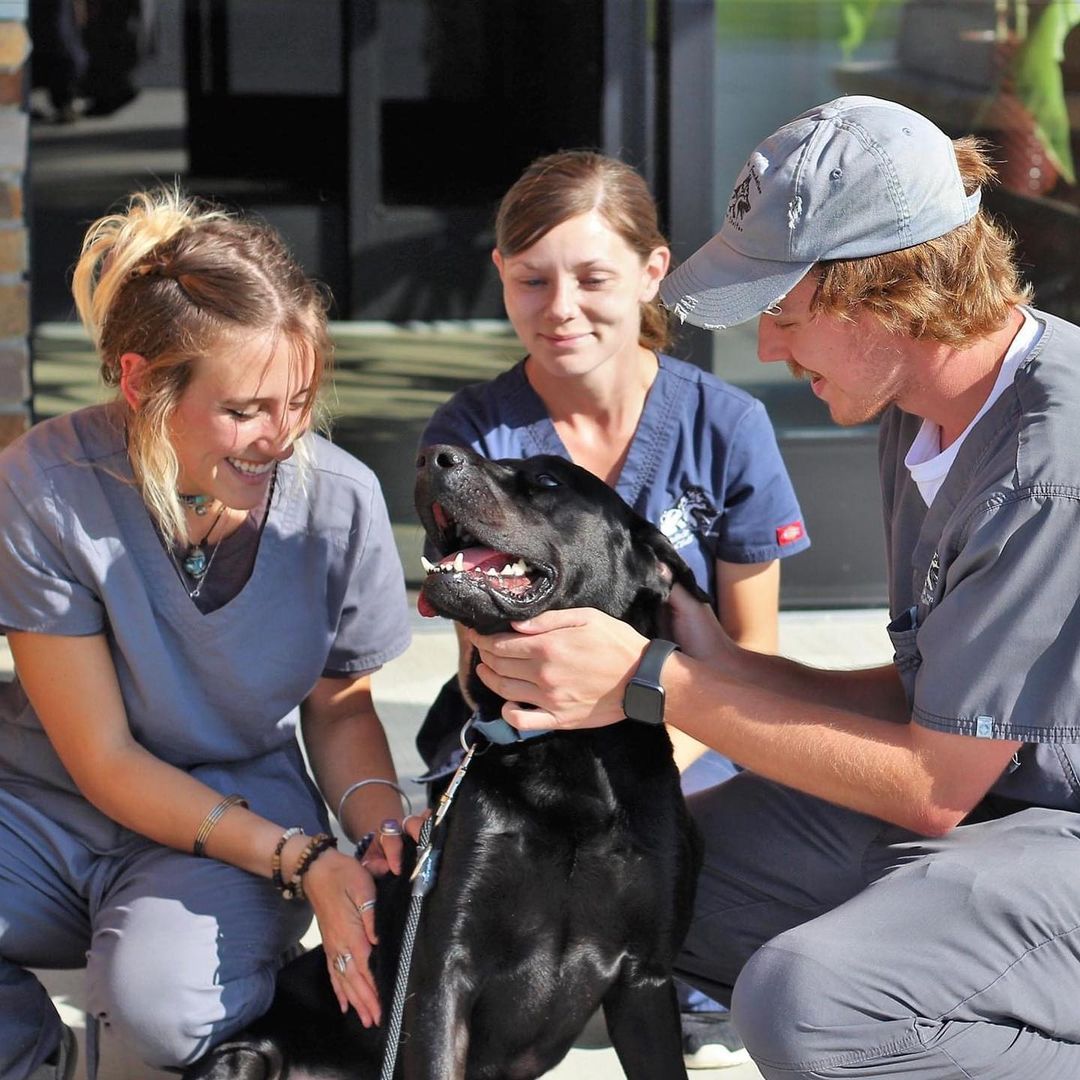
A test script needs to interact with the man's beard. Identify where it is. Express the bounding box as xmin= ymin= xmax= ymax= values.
xmin=788 ymin=359 xmax=891 ymax=427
